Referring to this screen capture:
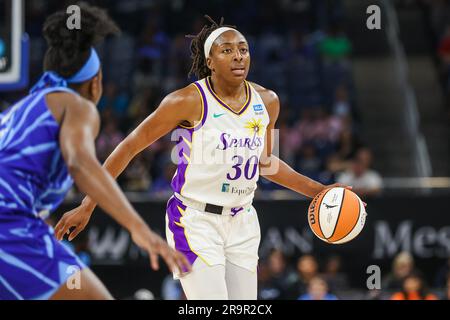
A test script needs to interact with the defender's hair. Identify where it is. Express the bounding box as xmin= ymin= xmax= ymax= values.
xmin=42 ymin=2 xmax=120 ymax=79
